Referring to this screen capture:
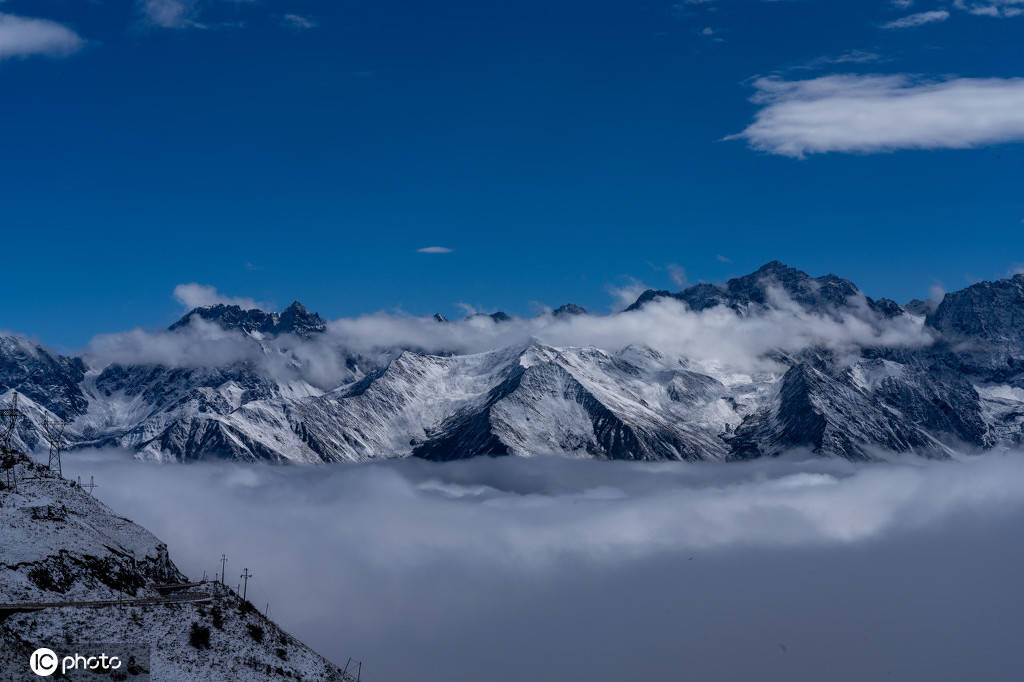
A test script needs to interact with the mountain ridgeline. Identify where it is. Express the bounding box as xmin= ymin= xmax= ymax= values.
xmin=3 ymin=261 xmax=1024 ymax=463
